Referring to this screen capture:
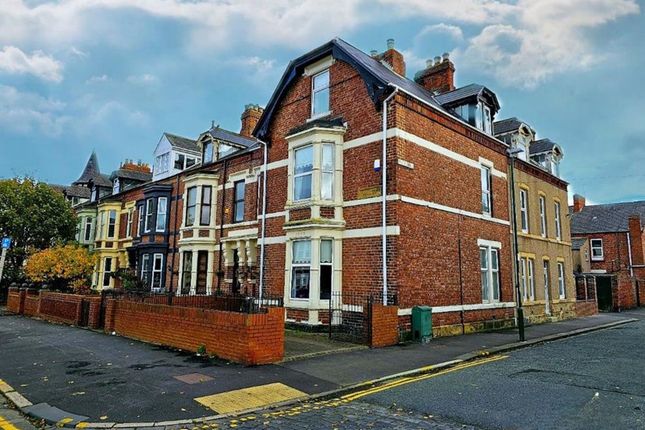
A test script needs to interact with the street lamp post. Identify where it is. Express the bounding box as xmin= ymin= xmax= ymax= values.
xmin=508 ymin=147 xmax=525 ymax=342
